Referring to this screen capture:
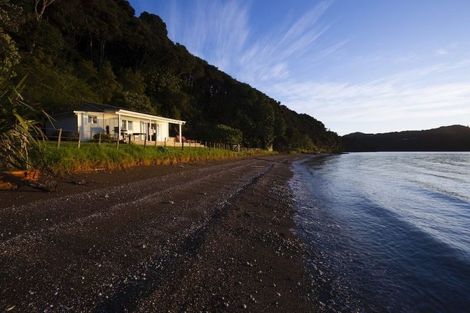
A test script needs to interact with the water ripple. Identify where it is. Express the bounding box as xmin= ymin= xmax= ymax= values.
xmin=291 ymin=152 xmax=470 ymax=313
